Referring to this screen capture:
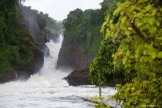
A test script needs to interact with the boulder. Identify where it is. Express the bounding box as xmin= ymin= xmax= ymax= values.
xmin=65 ymin=68 xmax=92 ymax=86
